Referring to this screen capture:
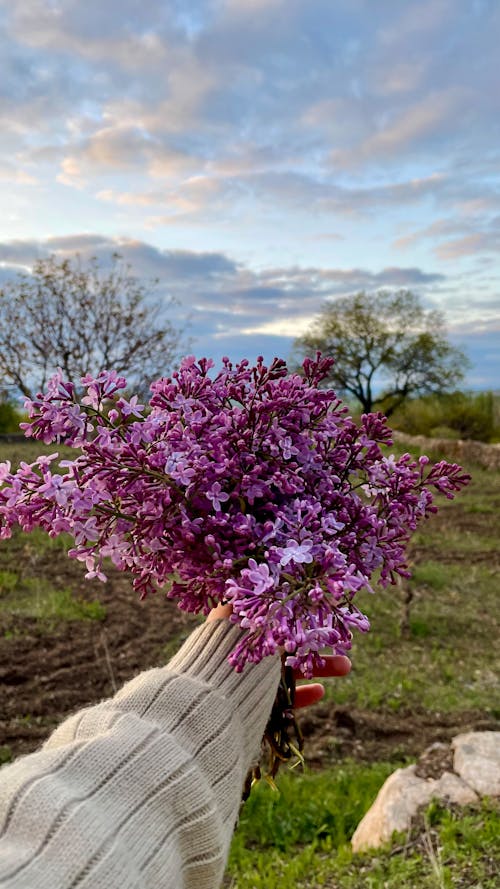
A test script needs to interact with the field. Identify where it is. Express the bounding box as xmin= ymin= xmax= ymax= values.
xmin=1 ymin=439 xmax=499 ymax=886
